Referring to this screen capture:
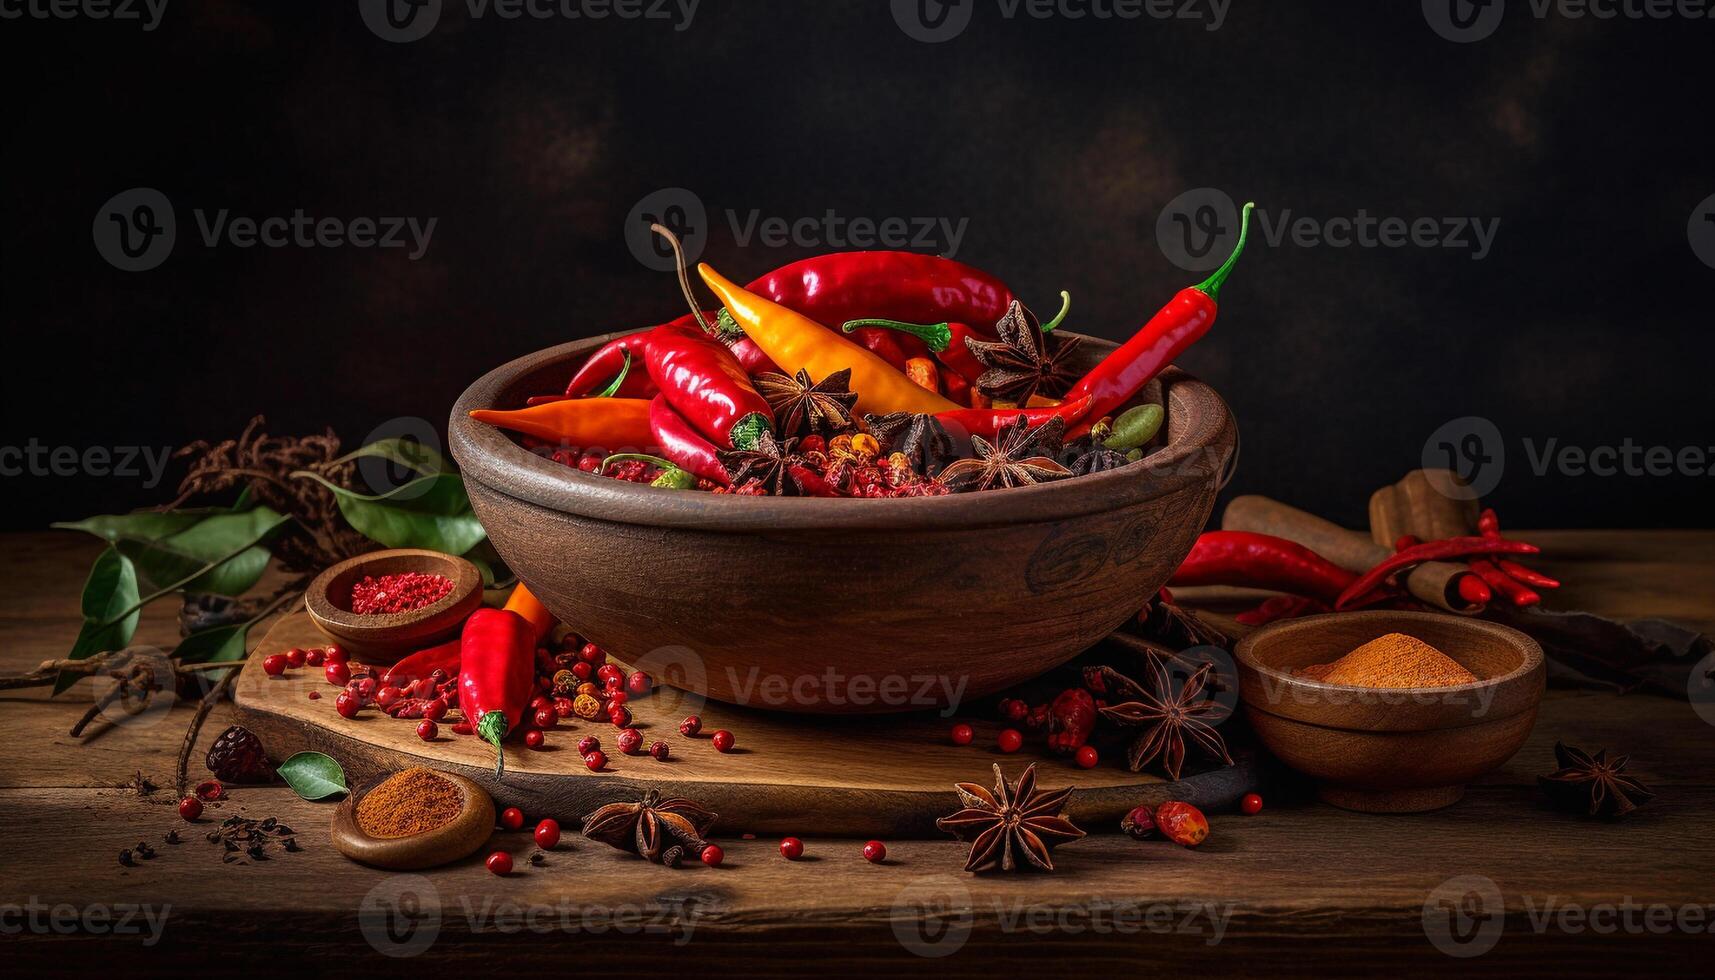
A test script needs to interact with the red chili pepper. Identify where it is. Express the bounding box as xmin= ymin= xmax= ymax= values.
xmin=934 ymin=397 xmax=1093 ymax=441
xmin=457 ymin=607 xmax=538 ymax=777
xmin=1045 ymin=687 xmax=1097 ymax=755
xmin=1496 ymin=558 xmax=1559 ymax=589
xmin=726 ymin=334 xmax=780 ymax=376
xmin=1470 ymin=558 xmax=1541 ymax=607
xmin=1063 ymin=203 xmax=1255 ymax=426
xmin=788 ymin=463 xmax=841 ymax=497
xmin=749 ymin=251 xmax=1016 ymax=352
xmin=380 ymin=637 xmax=461 ymax=688
xmin=844 ymin=318 xmax=987 ymax=382
xmin=1335 ymin=536 xmax=1541 ymax=610
xmin=1170 ymin=531 xmax=1358 ymax=602
xmin=643 ymin=323 xmax=773 ymax=449
xmin=564 ymin=331 xmax=662 ymax=398
xmin=1234 ymin=594 xmax=1330 ymax=627
xmin=648 ymin=395 xmax=728 ymax=485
